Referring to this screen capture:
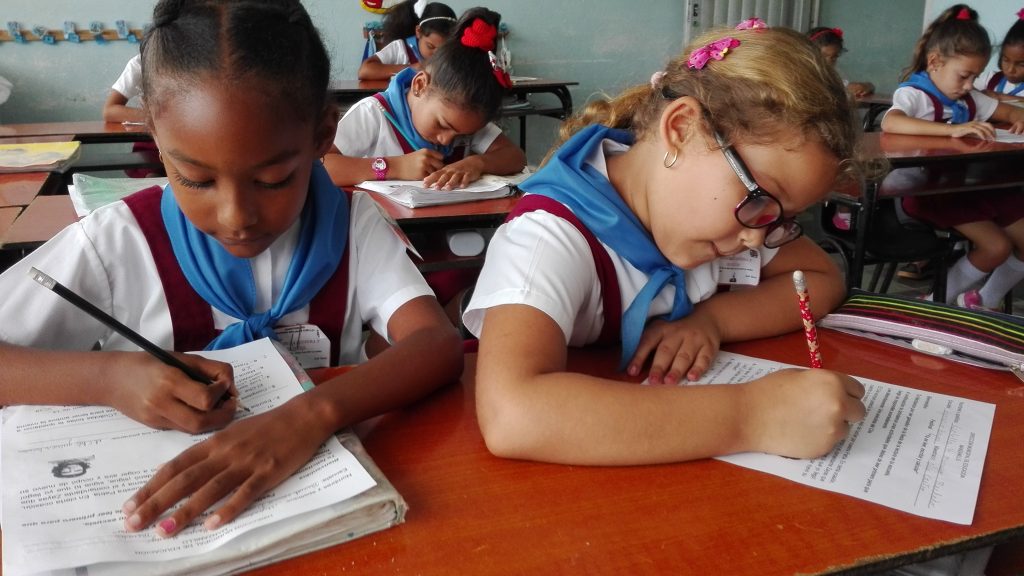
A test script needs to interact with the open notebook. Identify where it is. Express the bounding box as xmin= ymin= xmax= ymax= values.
xmin=357 ymin=170 xmax=530 ymax=208
xmin=0 ymin=141 xmax=81 ymax=173
xmin=1 ymin=338 xmax=406 ymax=576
